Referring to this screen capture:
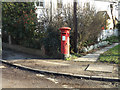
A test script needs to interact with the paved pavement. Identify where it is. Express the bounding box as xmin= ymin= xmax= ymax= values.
xmin=86 ymin=64 xmax=114 ymax=73
xmin=1 ymin=43 xmax=120 ymax=82
xmin=73 ymin=43 xmax=119 ymax=62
